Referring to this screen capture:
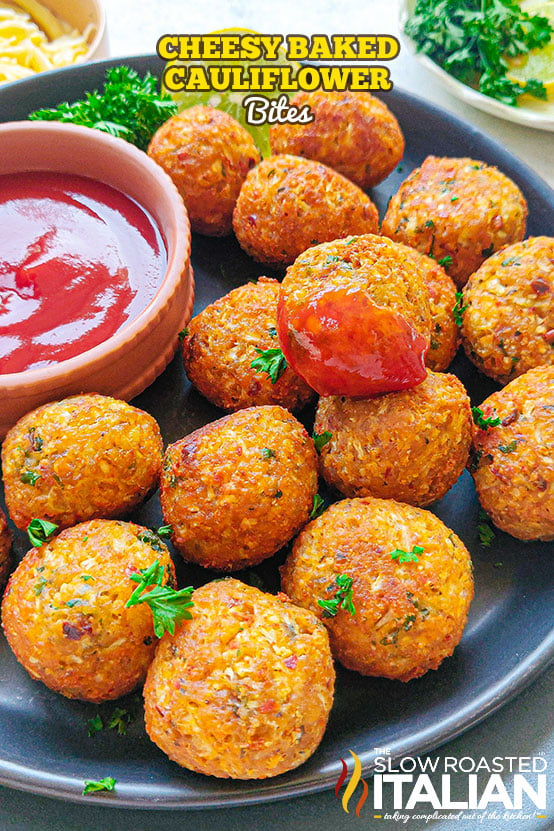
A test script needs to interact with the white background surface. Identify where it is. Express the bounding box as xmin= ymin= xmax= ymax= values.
xmin=105 ymin=0 xmax=554 ymax=187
